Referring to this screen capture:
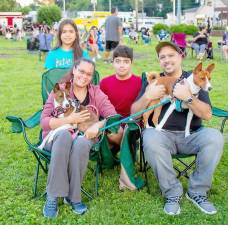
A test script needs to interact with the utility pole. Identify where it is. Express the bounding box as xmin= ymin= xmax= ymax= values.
xmin=135 ymin=0 xmax=139 ymax=31
xmin=63 ymin=0 xmax=66 ymax=17
xmin=172 ymin=0 xmax=176 ymax=23
xmin=177 ymin=0 xmax=181 ymax=24
xmin=91 ymin=0 xmax=97 ymax=14
xmin=109 ymin=0 xmax=111 ymax=12
xmin=140 ymin=0 xmax=144 ymax=25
